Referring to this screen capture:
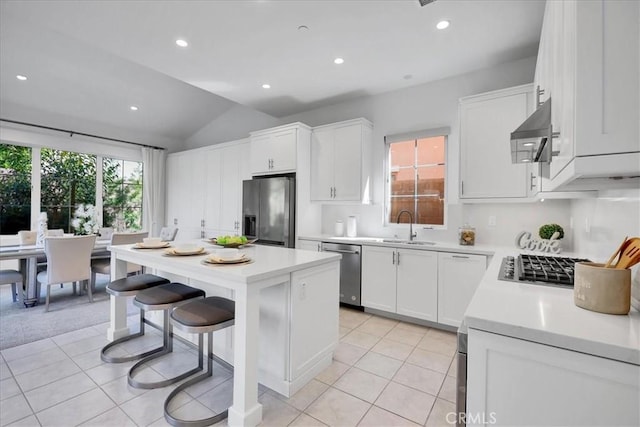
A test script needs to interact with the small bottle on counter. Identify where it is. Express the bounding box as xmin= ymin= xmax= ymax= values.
xmin=334 ymin=220 xmax=344 ymax=237
xmin=459 ymin=223 xmax=476 ymax=246
xmin=347 ymin=216 xmax=357 ymax=237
